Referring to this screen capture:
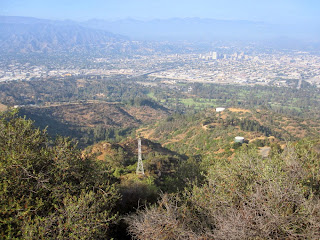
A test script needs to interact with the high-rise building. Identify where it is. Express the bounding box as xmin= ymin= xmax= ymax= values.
xmin=212 ymin=52 xmax=217 ymax=60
